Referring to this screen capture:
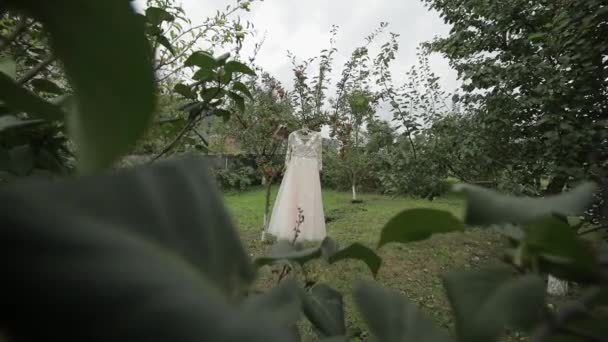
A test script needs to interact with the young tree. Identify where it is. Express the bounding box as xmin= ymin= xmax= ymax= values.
xmin=328 ymin=24 xmax=387 ymax=202
xmin=287 ymin=25 xmax=338 ymax=129
xmin=424 ymin=0 xmax=607 ymax=195
xmin=425 ymin=0 xmax=608 ymax=295
xmin=225 ymin=72 xmax=296 ymax=239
